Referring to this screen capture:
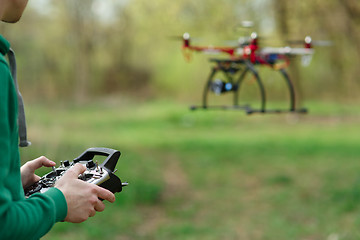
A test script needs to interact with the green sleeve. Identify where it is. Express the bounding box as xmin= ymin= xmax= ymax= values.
xmin=0 ymin=188 xmax=67 ymax=240
xmin=0 ymin=55 xmax=67 ymax=240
